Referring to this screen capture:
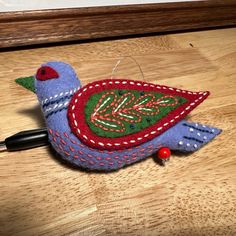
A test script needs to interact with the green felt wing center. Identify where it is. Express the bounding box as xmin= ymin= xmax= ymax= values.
xmin=85 ymin=89 xmax=187 ymax=138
